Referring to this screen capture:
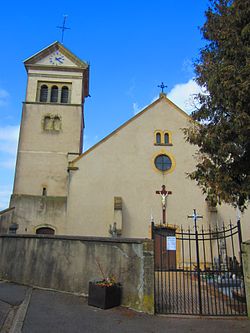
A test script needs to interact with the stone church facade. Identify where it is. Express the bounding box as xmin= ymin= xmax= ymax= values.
xmin=3 ymin=41 xmax=250 ymax=241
